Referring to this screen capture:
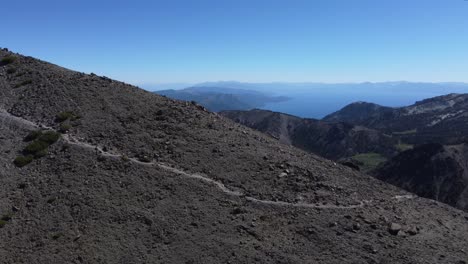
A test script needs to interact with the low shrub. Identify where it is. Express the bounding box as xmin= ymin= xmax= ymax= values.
xmin=51 ymin=233 xmax=62 ymax=240
xmin=59 ymin=123 xmax=72 ymax=133
xmin=24 ymin=140 xmax=49 ymax=154
xmin=15 ymin=129 xmax=61 ymax=167
xmin=0 ymin=220 xmax=7 ymax=228
xmin=14 ymin=155 xmax=34 ymax=167
xmin=0 ymin=55 xmax=17 ymax=65
xmin=25 ymin=130 xmax=43 ymax=142
xmin=39 ymin=131 xmax=61 ymax=144
xmin=33 ymin=149 xmax=48 ymax=158
xmin=56 ymin=111 xmax=80 ymax=122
